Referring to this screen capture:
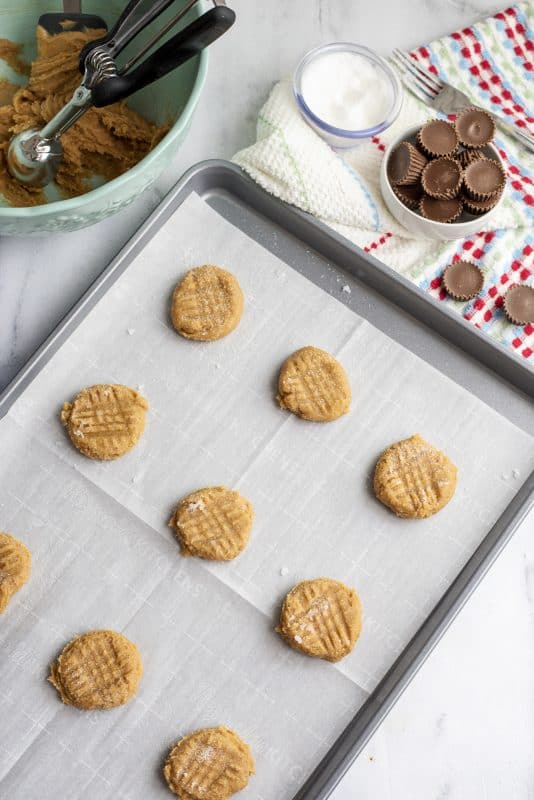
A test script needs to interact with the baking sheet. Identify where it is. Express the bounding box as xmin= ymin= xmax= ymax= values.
xmin=1 ymin=192 xmax=534 ymax=800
